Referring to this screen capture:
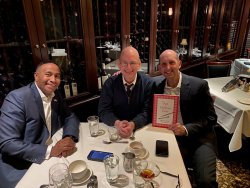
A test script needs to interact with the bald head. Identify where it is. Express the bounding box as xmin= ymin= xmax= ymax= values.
xmin=160 ymin=49 xmax=179 ymax=61
xmin=118 ymin=46 xmax=141 ymax=83
xmin=120 ymin=46 xmax=141 ymax=62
